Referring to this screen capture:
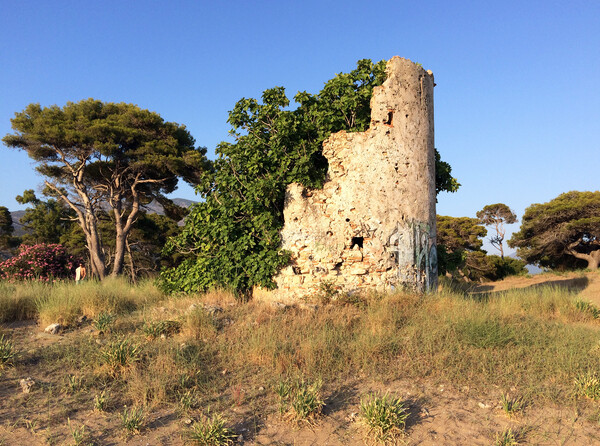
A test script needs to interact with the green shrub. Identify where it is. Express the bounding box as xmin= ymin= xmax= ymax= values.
xmin=360 ymin=392 xmax=409 ymax=443
xmin=93 ymin=390 xmax=108 ymax=412
xmin=486 ymin=255 xmax=528 ymax=281
xmin=275 ymin=378 xmax=324 ymax=424
xmin=67 ymin=418 xmax=89 ymax=446
xmin=101 ymin=337 xmax=142 ymax=375
xmin=94 ymin=311 xmax=116 ymax=333
xmin=574 ymin=372 xmax=600 ymax=400
xmin=187 ymin=413 xmax=236 ymax=446
xmin=65 ymin=374 xmax=84 ymax=393
xmin=120 ymin=406 xmax=145 ymax=435
xmin=494 ymin=427 xmax=525 ymax=445
xmin=500 ymin=392 xmax=526 ymax=417
xmin=178 ymin=389 xmax=199 ymax=413
xmin=0 ymin=243 xmax=79 ymax=282
xmin=0 ymin=334 xmax=16 ymax=368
